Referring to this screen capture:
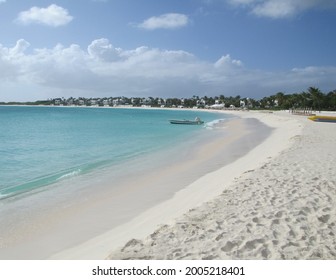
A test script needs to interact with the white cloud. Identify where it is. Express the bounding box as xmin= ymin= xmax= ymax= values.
xmin=214 ymin=54 xmax=243 ymax=68
xmin=87 ymin=38 xmax=122 ymax=61
xmin=228 ymin=0 xmax=336 ymax=18
xmin=228 ymin=0 xmax=255 ymax=5
xmin=138 ymin=13 xmax=189 ymax=30
xmin=0 ymin=38 xmax=335 ymax=101
xmin=6 ymin=39 xmax=30 ymax=57
xmin=0 ymin=39 xmax=30 ymax=77
xmin=252 ymin=0 xmax=299 ymax=18
xmin=0 ymin=0 xmax=7 ymax=4
xmin=16 ymin=4 xmax=73 ymax=27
